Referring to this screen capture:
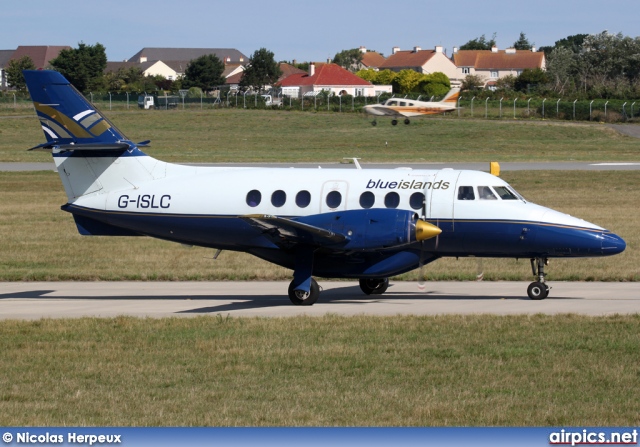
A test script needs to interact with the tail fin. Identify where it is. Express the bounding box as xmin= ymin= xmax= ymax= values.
xmin=440 ymin=88 xmax=461 ymax=105
xmin=23 ymin=70 xmax=130 ymax=150
xmin=24 ymin=70 xmax=160 ymax=202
